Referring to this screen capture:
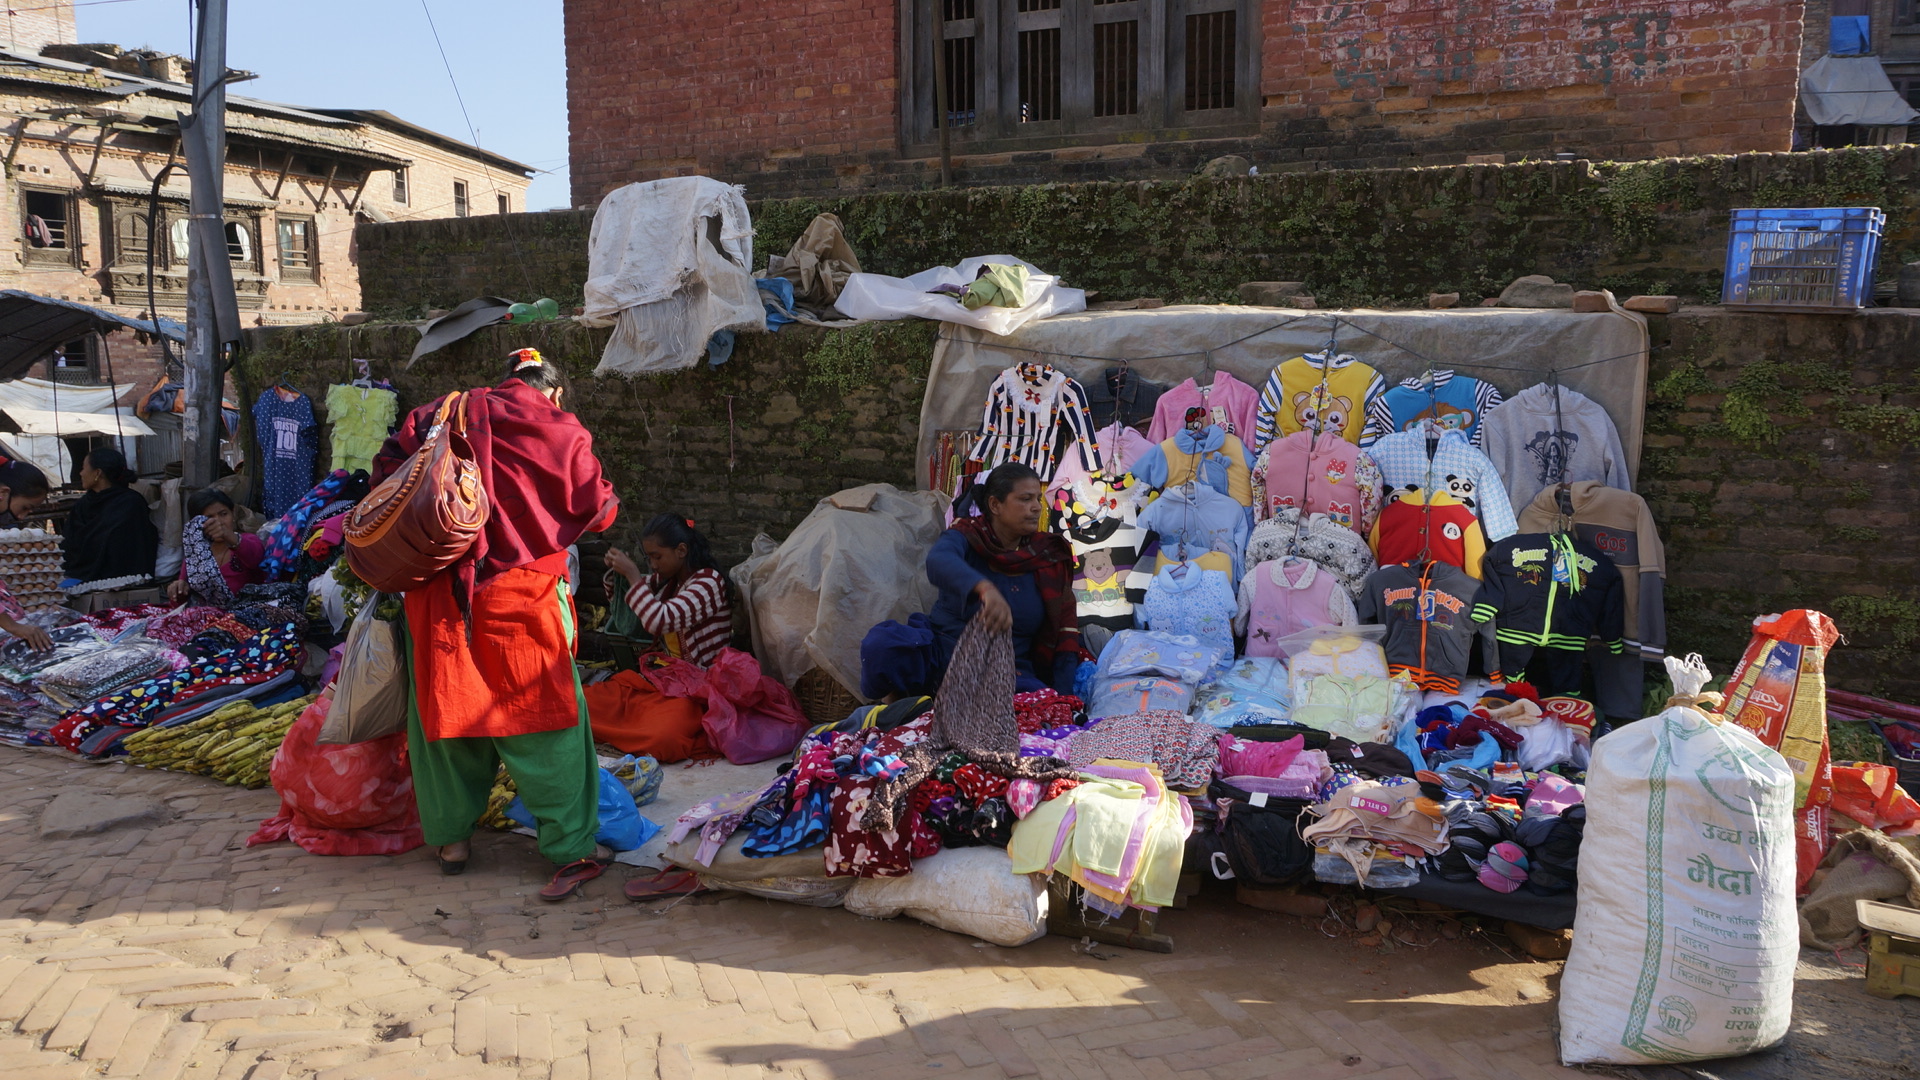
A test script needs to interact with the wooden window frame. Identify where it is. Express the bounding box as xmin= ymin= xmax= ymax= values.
xmin=392 ymin=167 xmax=410 ymax=205
xmin=20 ymin=186 xmax=81 ymax=269
xmin=453 ymin=180 xmax=470 ymax=218
xmin=276 ymin=214 xmax=317 ymax=284
xmin=900 ymin=0 xmax=1257 ymax=154
xmin=223 ymin=212 xmax=263 ymax=275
